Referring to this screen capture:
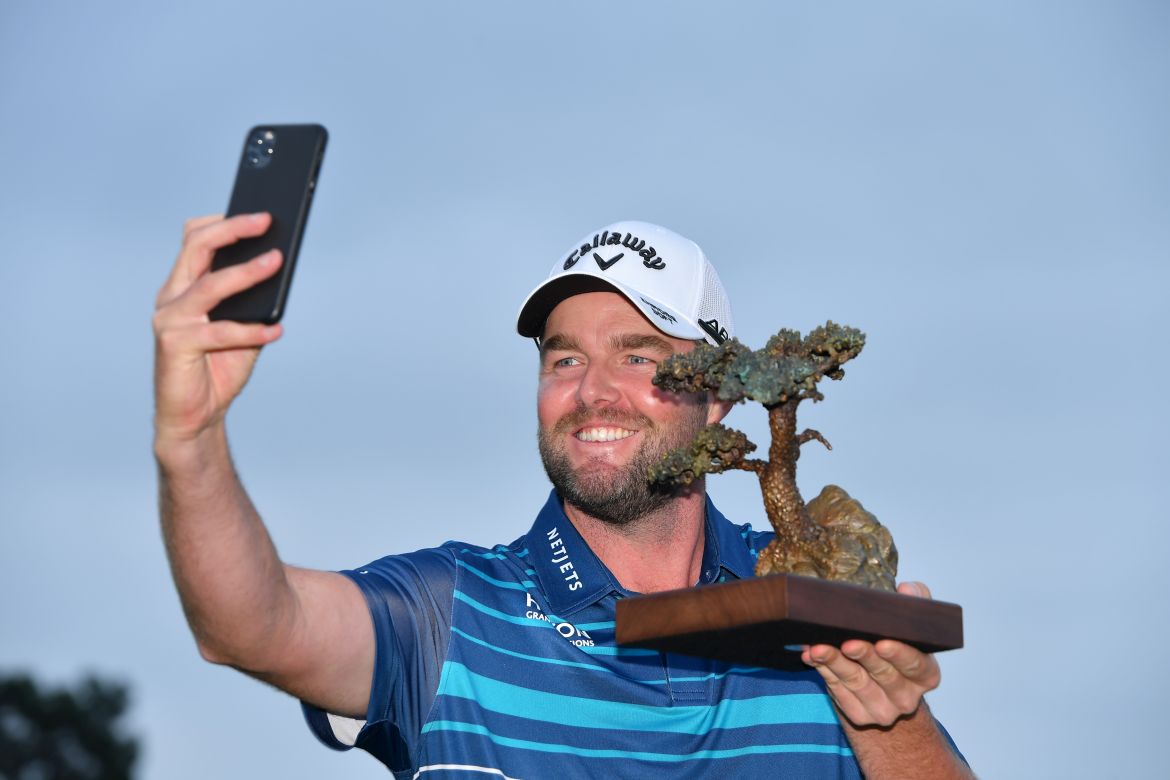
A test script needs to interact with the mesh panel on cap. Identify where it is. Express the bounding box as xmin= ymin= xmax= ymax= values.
xmin=698 ymin=260 xmax=734 ymax=339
